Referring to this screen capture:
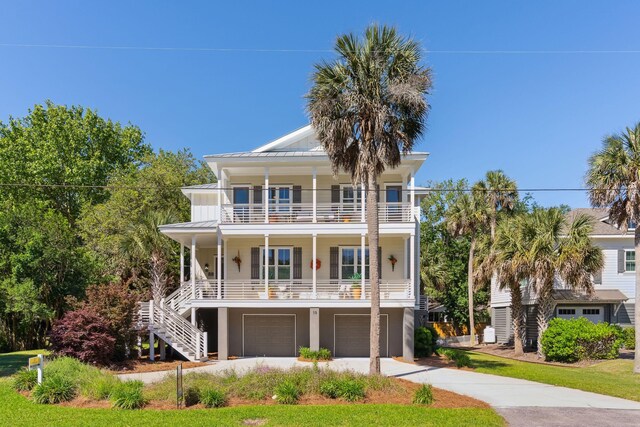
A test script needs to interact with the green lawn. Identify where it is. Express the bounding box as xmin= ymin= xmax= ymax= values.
xmin=467 ymin=351 xmax=640 ymax=401
xmin=0 ymin=379 xmax=503 ymax=427
xmin=0 ymin=349 xmax=49 ymax=377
